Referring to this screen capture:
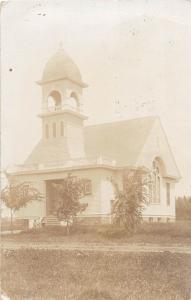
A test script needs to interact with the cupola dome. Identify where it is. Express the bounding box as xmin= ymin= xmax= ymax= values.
xmin=40 ymin=48 xmax=87 ymax=87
